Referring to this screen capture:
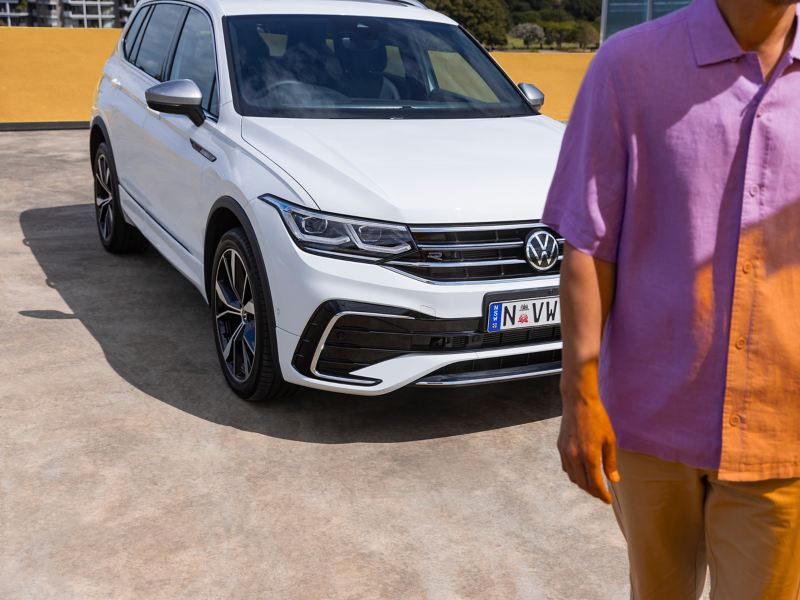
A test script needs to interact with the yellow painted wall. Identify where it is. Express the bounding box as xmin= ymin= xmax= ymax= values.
xmin=492 ymin=52 xmax=594 ymax=121
xmin=0 ymin=28 xmax=592 ymax=123
xmin=0 ymin=28 xmax=121 ymax=123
